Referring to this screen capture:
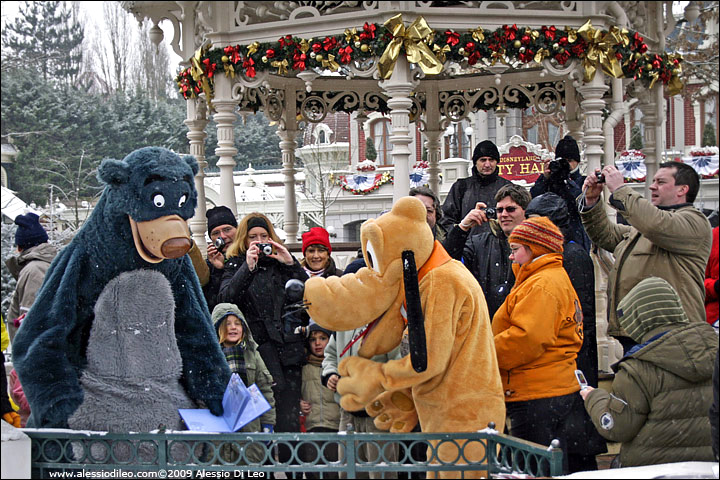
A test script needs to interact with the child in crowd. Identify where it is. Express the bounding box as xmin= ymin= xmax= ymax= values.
xmin=299 ymin=321 xmax=340 ymax=478
xmin=212 ymin=303 xmax=276 ymax=464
